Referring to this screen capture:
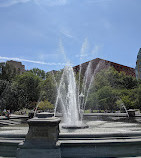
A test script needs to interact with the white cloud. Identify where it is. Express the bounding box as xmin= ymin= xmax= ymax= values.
xmin=0 ymin=56 xmax=66 ymax=66
xmin=61 ymin=30 xmax=74 ymax=39
xmin=35 ymin=0 xmax=68 ymax=6
xmin=91 ymin=45 xmax=103 ymax=56
xmin=60 ymin=28 xmax=79 ymax=42
xmin=0 ymin=0 xmax=68 ymax=7
xmin=60 ymin=27 xmax=76 ymax=39
xmin=87 ymin=0 xmax=112 ymax=8
xmin=88 ymin=0 xmax=112 ymax=4
xmin=0 ymin=0 xmax=32 ymax=7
